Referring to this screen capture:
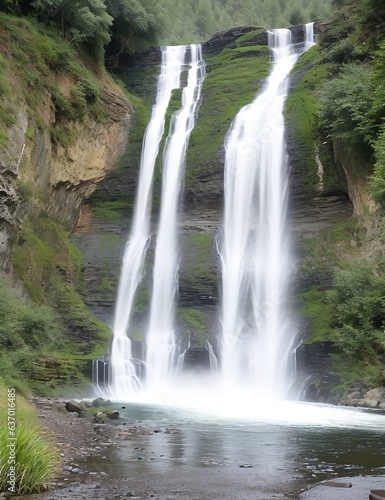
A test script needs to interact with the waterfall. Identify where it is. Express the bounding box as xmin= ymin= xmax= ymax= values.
xmin=108 ymin=46 xmax=187 ymax=399
xmin=94 ymin=26 xmax=316 ymax=406
xmin=145 ymin=45 xmax=206 ymax=392
xmin=305 ymin=22 xmax=316 ymax=47
xmin=219 ymin=26 xmax=314 ymax=399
